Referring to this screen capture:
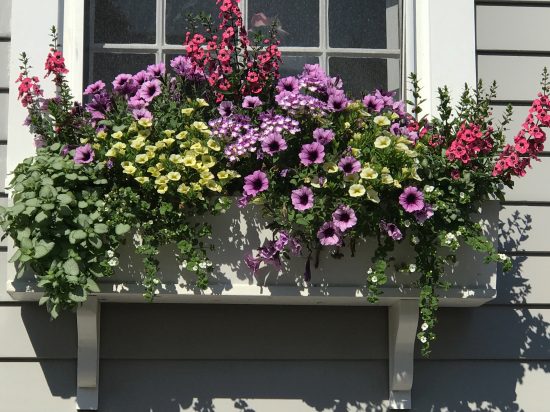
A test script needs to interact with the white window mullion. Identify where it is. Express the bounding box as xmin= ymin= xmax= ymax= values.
xmin=319 ymin=0 xmax=328 ymax=72
xmin=156 ymin=0 xmax=164 ymax=63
